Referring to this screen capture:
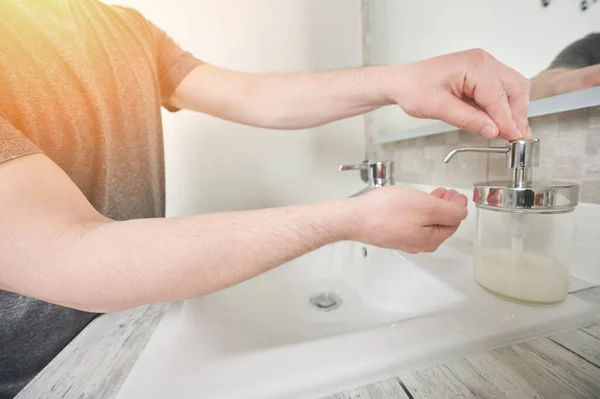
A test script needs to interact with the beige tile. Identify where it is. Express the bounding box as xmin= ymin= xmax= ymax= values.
xmin=445 ymin=130 xmax=461 ymax=145
xmin=552 ymin=155 xmax=583 ymax=181
xmin=487 ymin=153 xmax=507 ymax=181
xmin=424 ymin=143 xmax=449 ymax=163
xmin=458 ymin=130 xmax=489 ymax=146
xmin=585 ymin=126 xmax=600 ymax=156
xmin=413 ymin=139 xmax=426 ymax=160
xmin=558 ymin=107 xmax=591 ymax=124
xmin=589 ymin=105 xmax=600 ymax=127
xmin=581 ymin=180 xmax=600 ymax=205
xmin=423 ymin=133 xmax=447 ymax=146
xmin=378 ymin=143 xmax=395 ymax=162
xmin=447 ymin=158 xmax=487 ymax=188
xmin=415 ymin=136 xmax=427 ymax=150
xmin=432 ymin=161 xmax=449 ymax=186
xmin=582 ymin=157 xmax=600 ymax=180
xmin=413 ymin=159 xmax=436 ymax=184
xmin=533 ymin=166 xmax=554 ymax=182
xmin=397 ymin=137 xmax=417 ymax=149
xmin=542 ymin=109 xmax=588 ymax=156
xmin=530 ymin=113 xmax=560 ymax=137
xmin=549 ymin=128 xmax=587 ymax=157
